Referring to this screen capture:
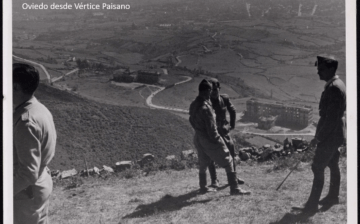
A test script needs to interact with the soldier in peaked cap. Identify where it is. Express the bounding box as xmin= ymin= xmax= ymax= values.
xmin=207 ymin=78 xmax=245 ymax=188
xmin=13 ymin=63 xmax=57 ymax=224
xmin=189 ymin=79 xmax=250 ymax=195
xmin=293 ymin=55 xmax=346 ymax=214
